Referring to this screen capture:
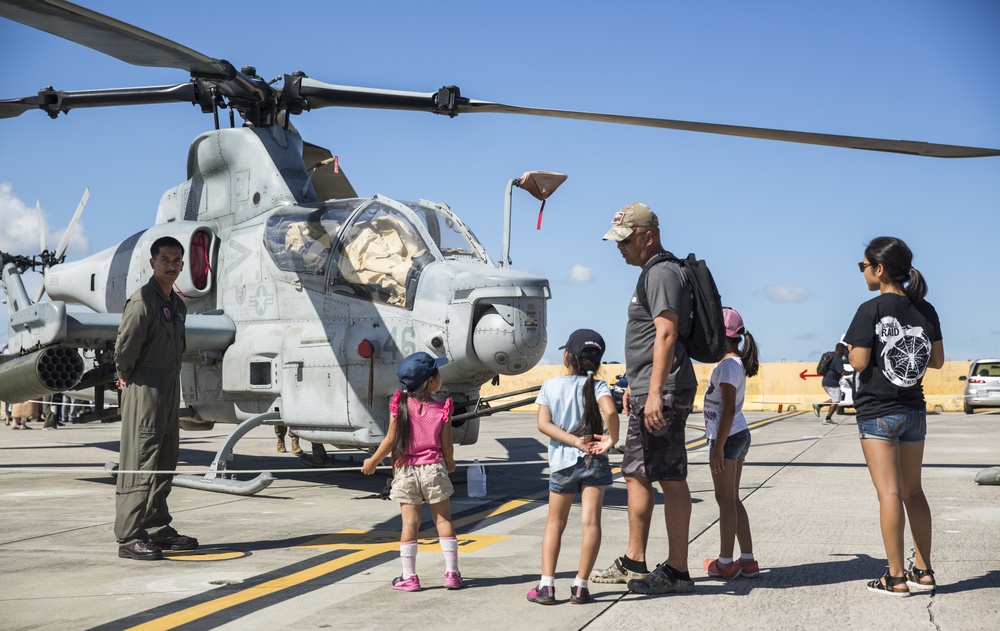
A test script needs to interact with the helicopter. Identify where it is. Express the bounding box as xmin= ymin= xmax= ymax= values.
xmin=2 ymin=0 xmax=998 ymax=496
